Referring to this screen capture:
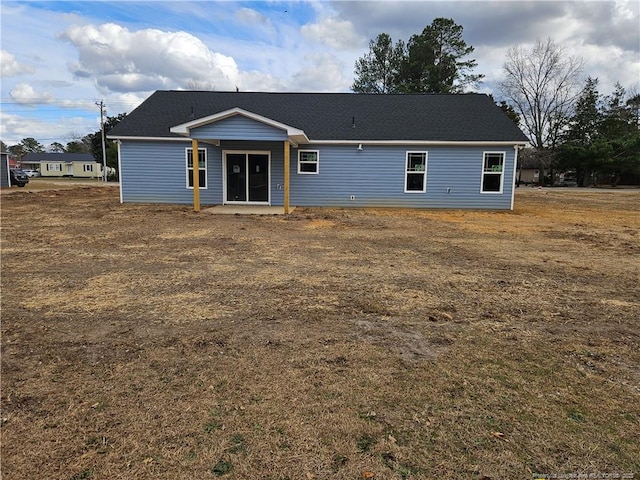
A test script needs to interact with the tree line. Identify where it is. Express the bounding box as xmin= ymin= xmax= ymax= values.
xmin=352 ymin=19 xmax=640 ymax=186
xmin=4 ymin=24 xmax=638 ymax=188
xmin=557 ymin=80 xmax=639 ymax=186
